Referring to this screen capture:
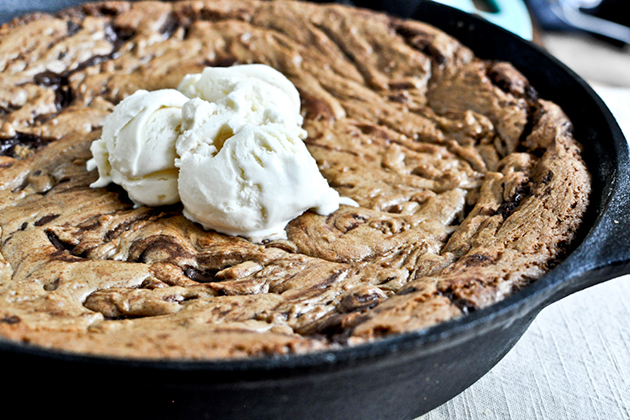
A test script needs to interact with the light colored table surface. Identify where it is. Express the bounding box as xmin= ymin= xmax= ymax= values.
xmin=420 ymin=34 xmax=630 ymax=420
xmin=422 ymin=273 xmax=630 ymax=420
